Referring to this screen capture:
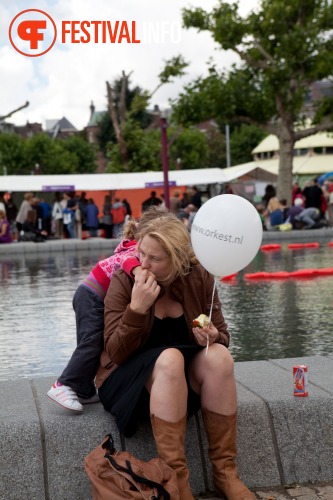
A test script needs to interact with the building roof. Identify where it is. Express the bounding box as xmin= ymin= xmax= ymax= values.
xmin=252 ymin=130 xmax=333 ymax=154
